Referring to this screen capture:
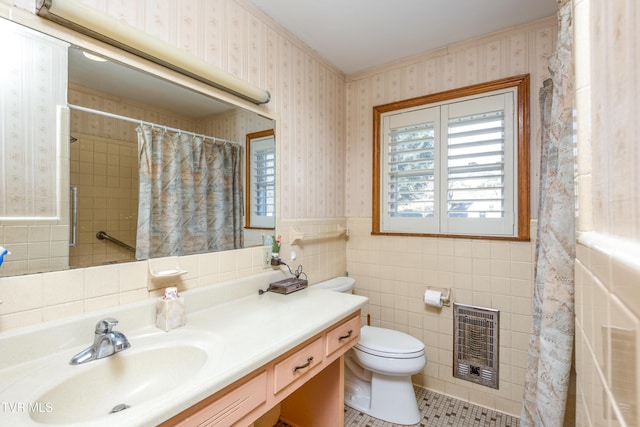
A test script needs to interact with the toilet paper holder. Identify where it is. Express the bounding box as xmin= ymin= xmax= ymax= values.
xmin=427 ymin=286 xmax=451 ymax=307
